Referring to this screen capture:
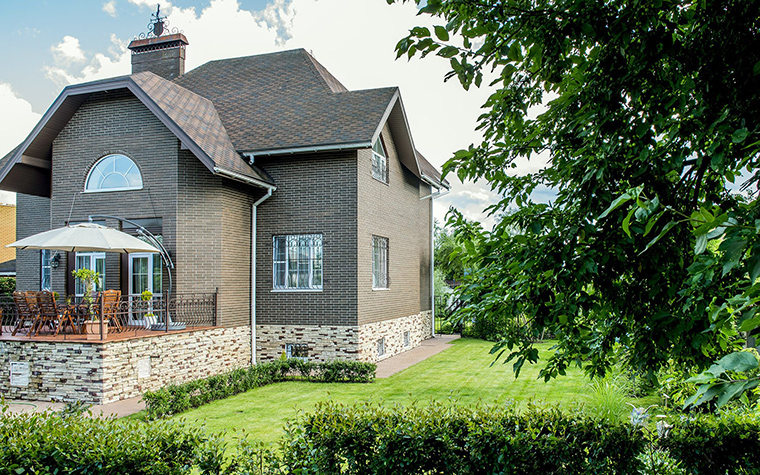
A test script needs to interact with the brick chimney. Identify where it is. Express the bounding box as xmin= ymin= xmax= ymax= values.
xmin=127 ymin=6 xmax=188 ymax=80
xmin=128 ymin=34 xmax=189 ymax=80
